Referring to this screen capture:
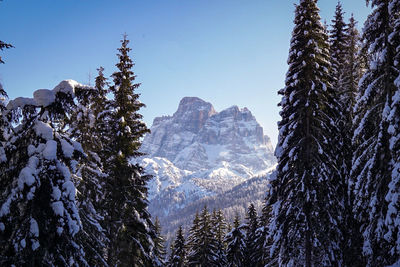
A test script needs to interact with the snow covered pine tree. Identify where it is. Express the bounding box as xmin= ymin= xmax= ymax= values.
xmin=225 ymin=214 xmax=245 ymax=267
xmin=329 ymin=3 xmax=364 ymax=265
xmin=0 ymin=81 xmax=87 ymax=266
xmin=268 ymin=0 xmax=343 ymax=266
xmin=352 ymin=0 xmax=399 ymax=265
xmin=102 ymin=35 xmax=157 ymax=266
xmin=167 ymin=226 xmax=186 ymax=267
xmin=70 ymin=78 xmax=109 ymax=266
